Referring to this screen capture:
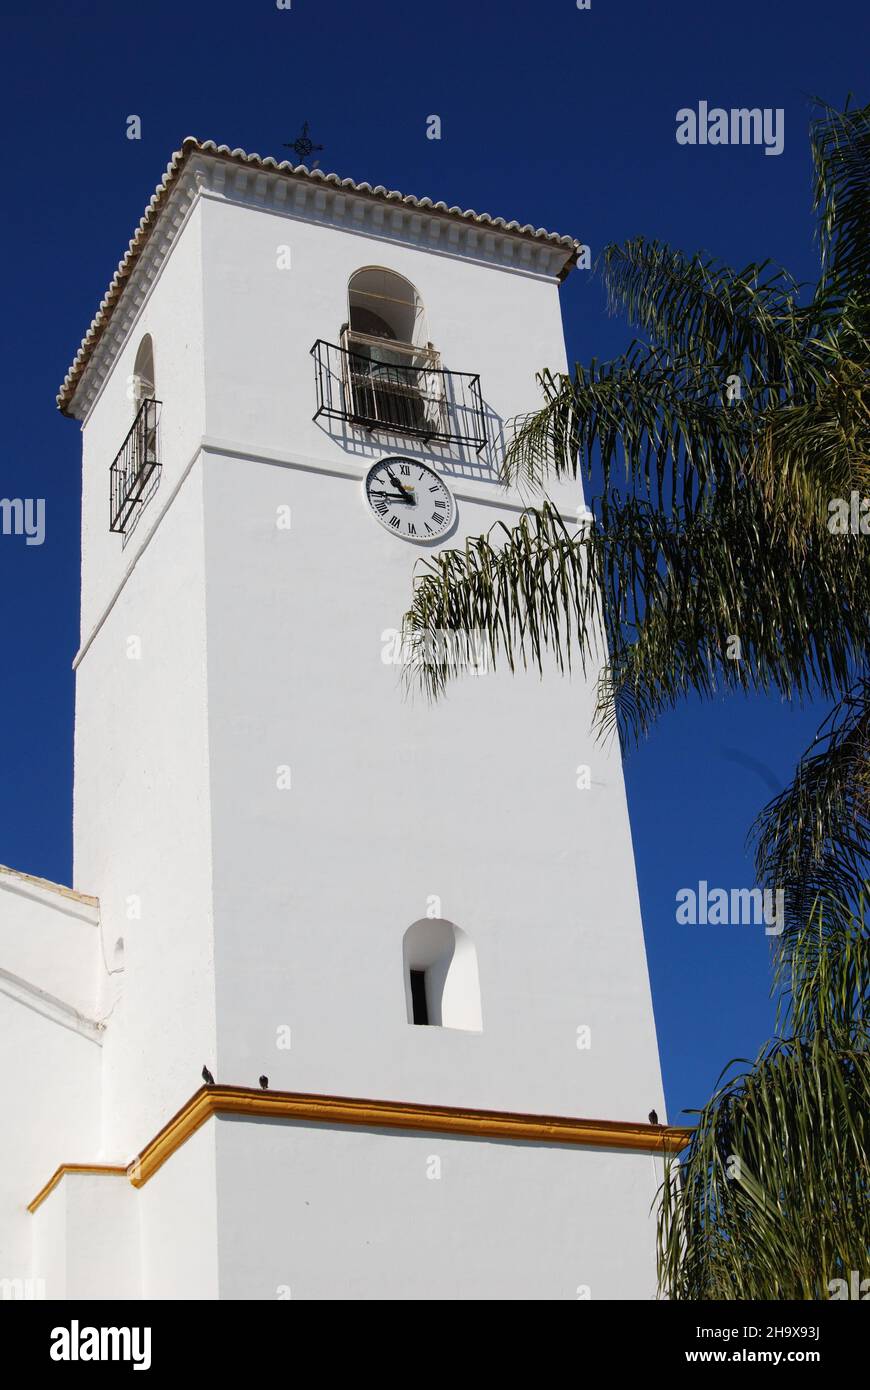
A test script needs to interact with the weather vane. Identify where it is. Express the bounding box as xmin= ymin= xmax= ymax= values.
xmin=283 ymin=121 xmax=324 ymax=167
